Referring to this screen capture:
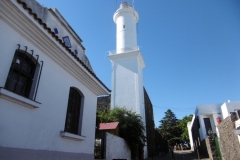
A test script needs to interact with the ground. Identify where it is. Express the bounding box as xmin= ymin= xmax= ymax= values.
xmin=145 ymin=150 xmax=210 ymax=160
